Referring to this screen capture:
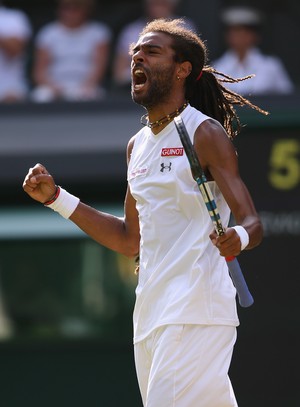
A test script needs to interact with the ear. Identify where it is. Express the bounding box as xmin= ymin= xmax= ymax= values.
xmin=177 ymin=61 xmax=192 ymax=80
